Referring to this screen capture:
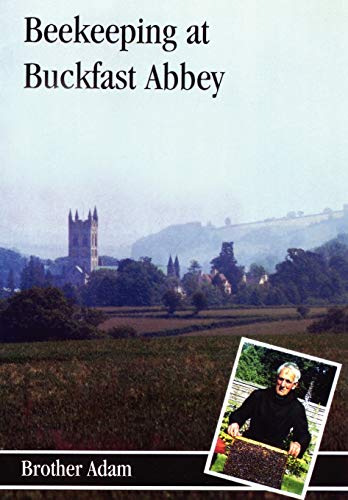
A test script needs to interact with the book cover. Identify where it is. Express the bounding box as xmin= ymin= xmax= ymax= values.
xmin=1 ymin=0 xmax=347 ymax=495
